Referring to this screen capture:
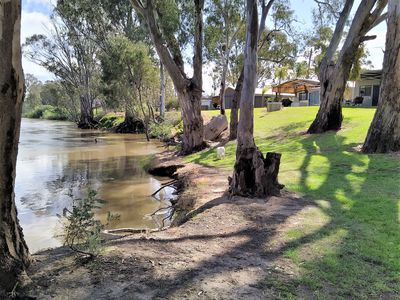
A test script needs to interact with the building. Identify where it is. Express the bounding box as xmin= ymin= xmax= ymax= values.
xmin=201 ymin=95 xmax=213 ymax=110
xmin=272 ymin=79 xmax=321 ymax=106
xmin=208 ymin=86 xmax=295 ymax=110
xmin=352 ymin=70 xmax=382 ymax=107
